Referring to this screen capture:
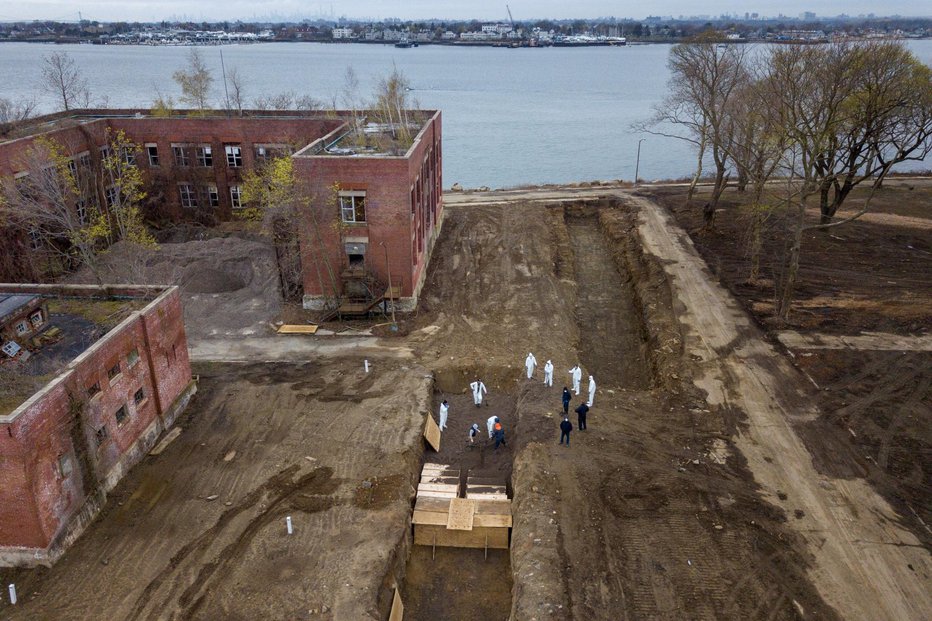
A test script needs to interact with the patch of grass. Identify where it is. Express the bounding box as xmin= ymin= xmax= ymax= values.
xmin=46 ymin=298 xmax=145 ymax=329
